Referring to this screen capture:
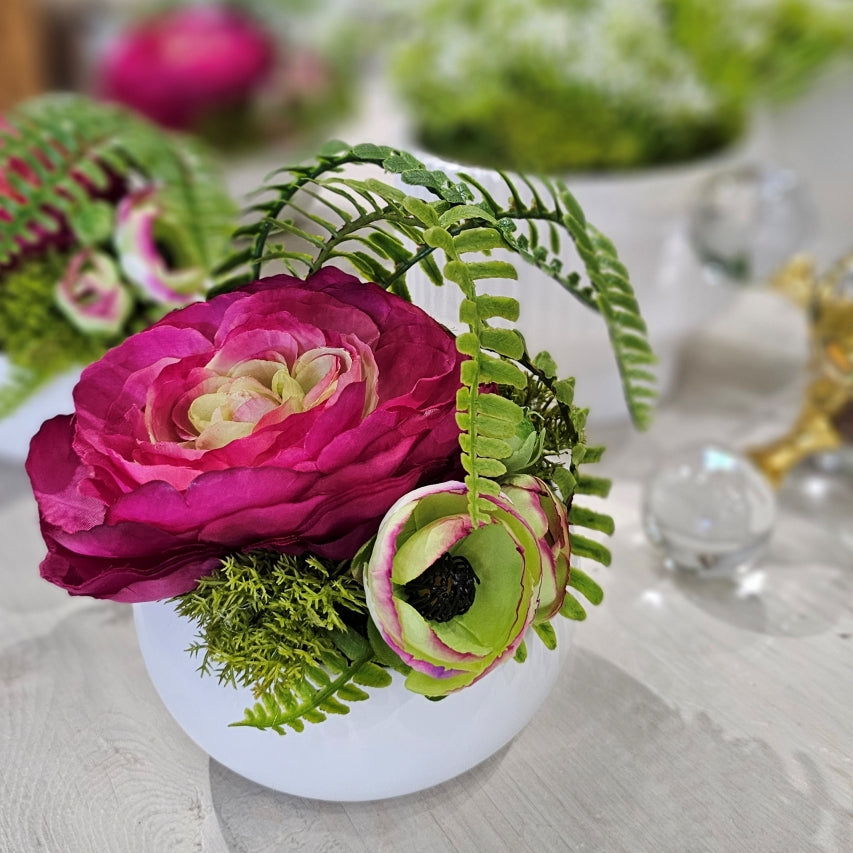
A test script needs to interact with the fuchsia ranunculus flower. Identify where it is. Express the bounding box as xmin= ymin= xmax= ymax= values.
xmin=364 ymin=478 xmax=571 ymax=697
xmin=98 ymin=4 xmax=276 ymax=130
xmin=27 ymin=268 xmax=464 ymax=602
